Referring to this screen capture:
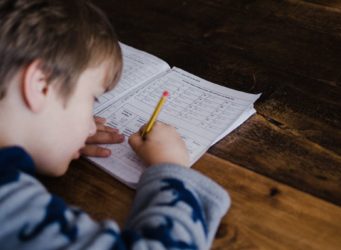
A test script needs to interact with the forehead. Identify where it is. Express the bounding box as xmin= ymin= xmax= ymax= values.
xmin=75 ymin=61 xmax=110 ymax=92
xmin=74 ymin=55 xmax=122 ymax=95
